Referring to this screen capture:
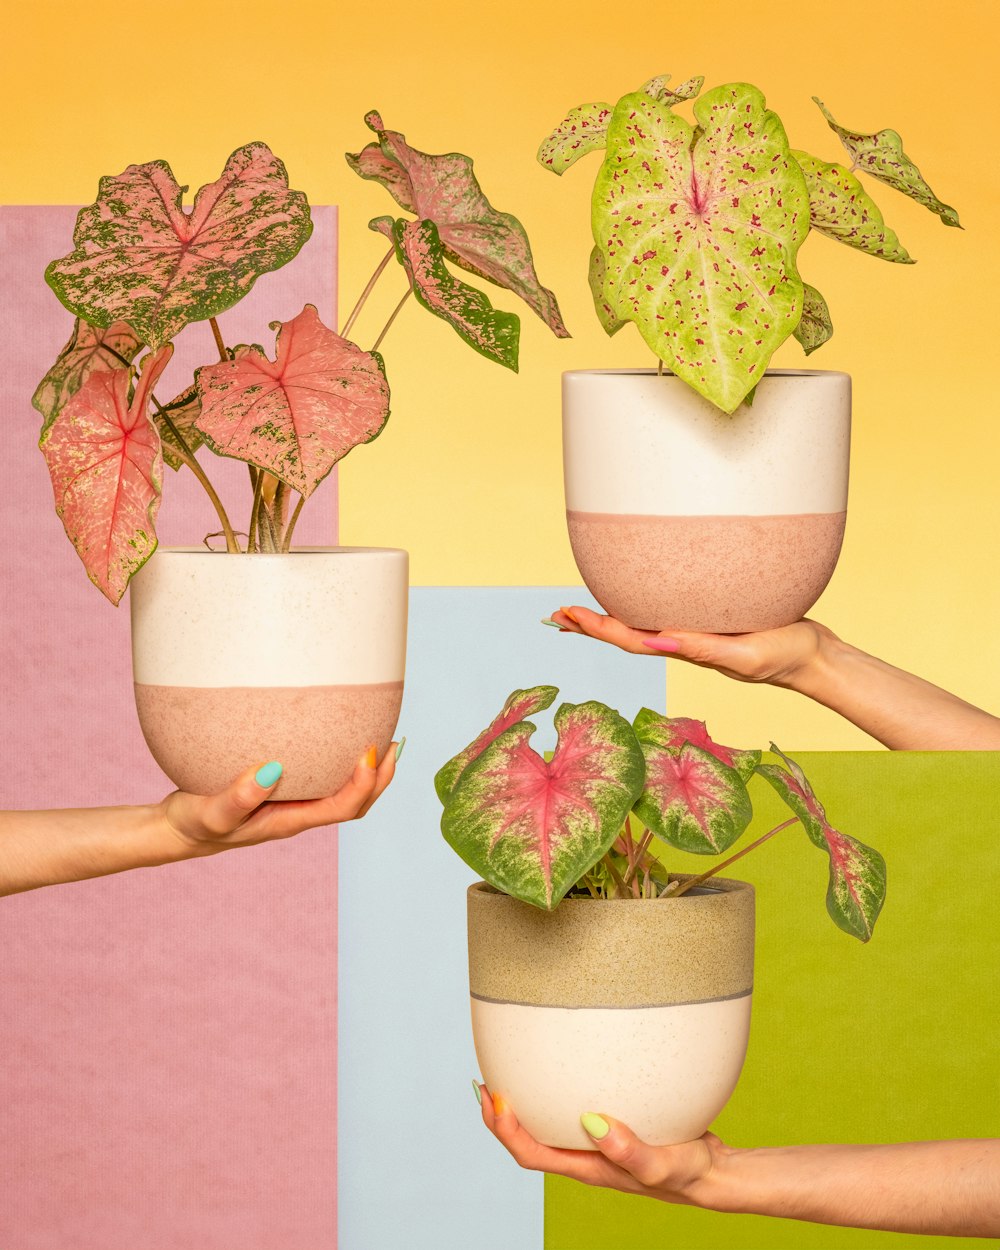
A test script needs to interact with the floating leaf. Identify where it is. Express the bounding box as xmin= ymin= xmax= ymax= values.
xmin=633 ymin=741 xmax=753 ymax=855
xmin=155 ymin=384 xmax=203 ymax=470
xmin=593 ymin=83 xmax=810 ymax=413
xmin=792 ymin=150 xmax=912 ymax=263
xmin=347 ymin=111 xmax=568 ymax=338
xmin=435 ymin=684 xmax=558 ymax=802
xmin=794 ymin=283 xmax=834 ymax=356
xmin=46 ymin=144 xmax=313 ymax=347
xmin=632 ymin=710 xmax=760 ymax=781
xmin=757 ymin=746 xmax=886 ymax=941
xmin=441 ymin=699 xmax=645 ymax=910
xmin=194 ymin=305 xmax=389 ymax=497
xmin=588 ymin=246 xmax=626 ymax=336
xmin=33 ymin=319 xmax=143 ymax=433
xmin=813 ymin=99 xmax=960 ymax=229
xmin=39 ymin=347 xmax=172 ymax=604
xmin=372 ymin=217 xmax=520 ymax=369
